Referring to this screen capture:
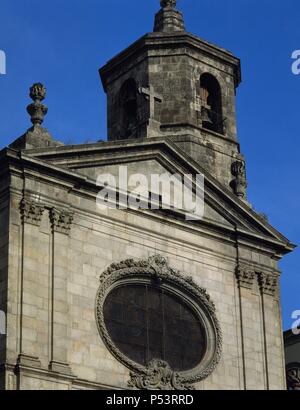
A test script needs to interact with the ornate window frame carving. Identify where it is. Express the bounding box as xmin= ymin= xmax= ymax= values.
xmin=95 ymin=255 xmax=222 ymax=390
